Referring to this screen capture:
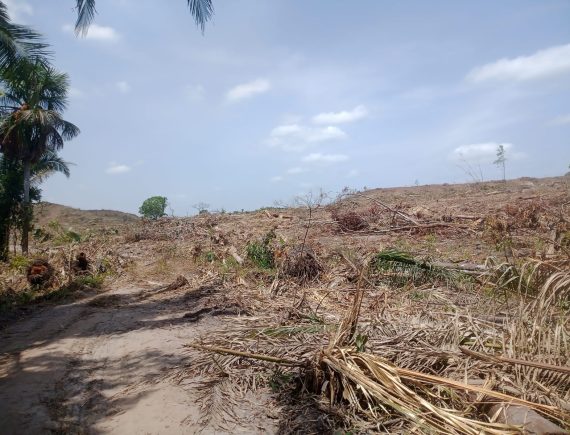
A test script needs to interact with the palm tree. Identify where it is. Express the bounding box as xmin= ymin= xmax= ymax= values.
xmin=0 ymin=2 xmax=49 ymax=74
xmin=0 ymin=60 xmax=79 ymax=253
xmin=0 ymin=150 xmax=71 ymax=260
xmin=31 ymin=149 xmax=72 ymax=184
xmin=74 ymin=0 xmax=214 ymax=34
